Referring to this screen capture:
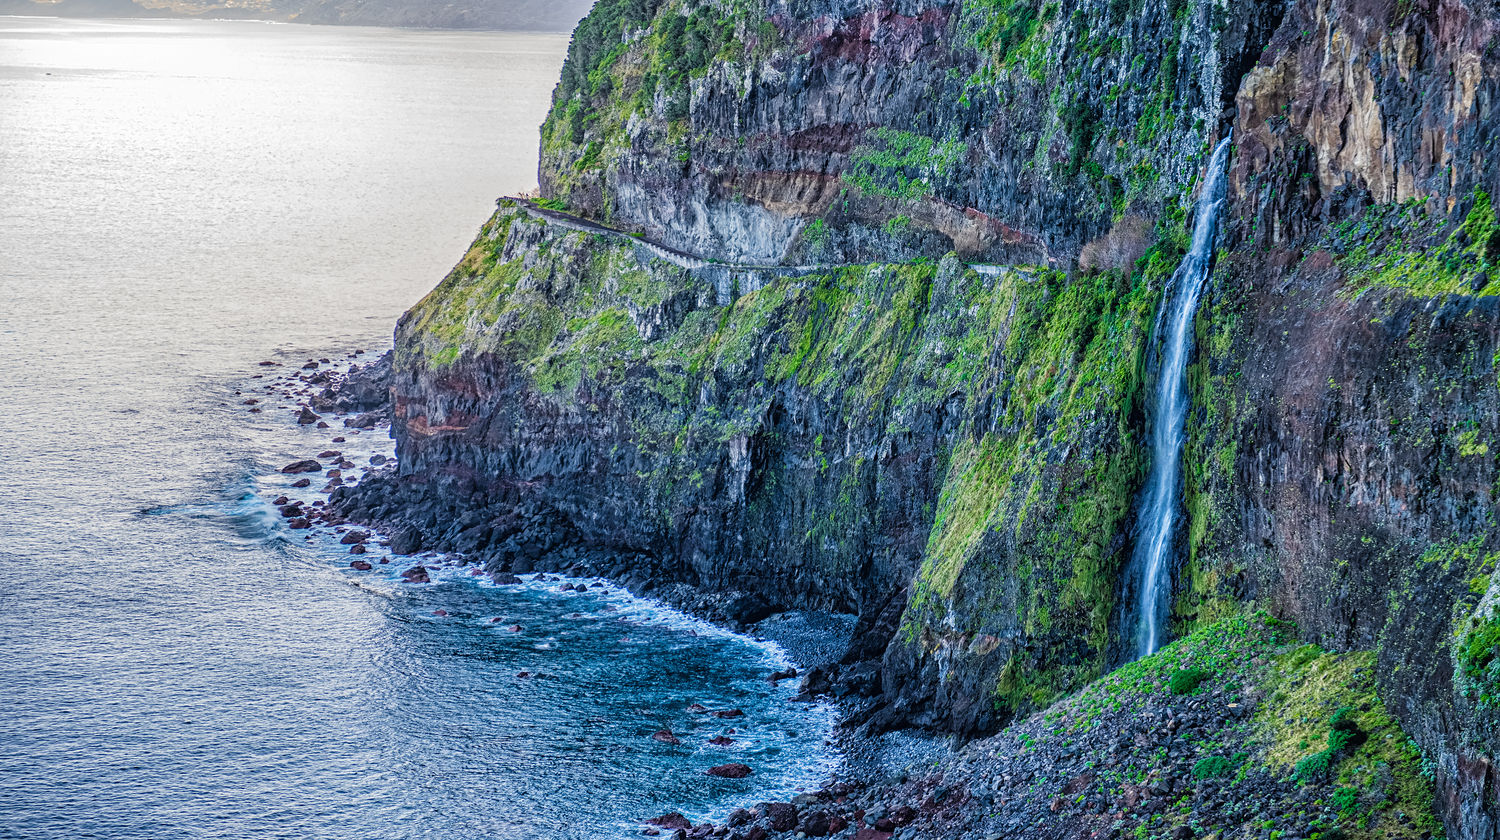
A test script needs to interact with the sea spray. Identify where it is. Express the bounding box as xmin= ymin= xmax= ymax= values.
xmin=1131 ymin=134 xmax=1234 ymax=659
